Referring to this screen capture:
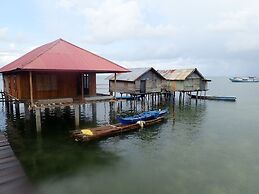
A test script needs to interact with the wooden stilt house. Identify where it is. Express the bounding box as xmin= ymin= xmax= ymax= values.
xmin=0 ymin=39 xmax=129 ymax=105
xmin=158 ymin=68 xmax=210 ymax=92
xmin=108 ymin=67 xmax=165 ymax=95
